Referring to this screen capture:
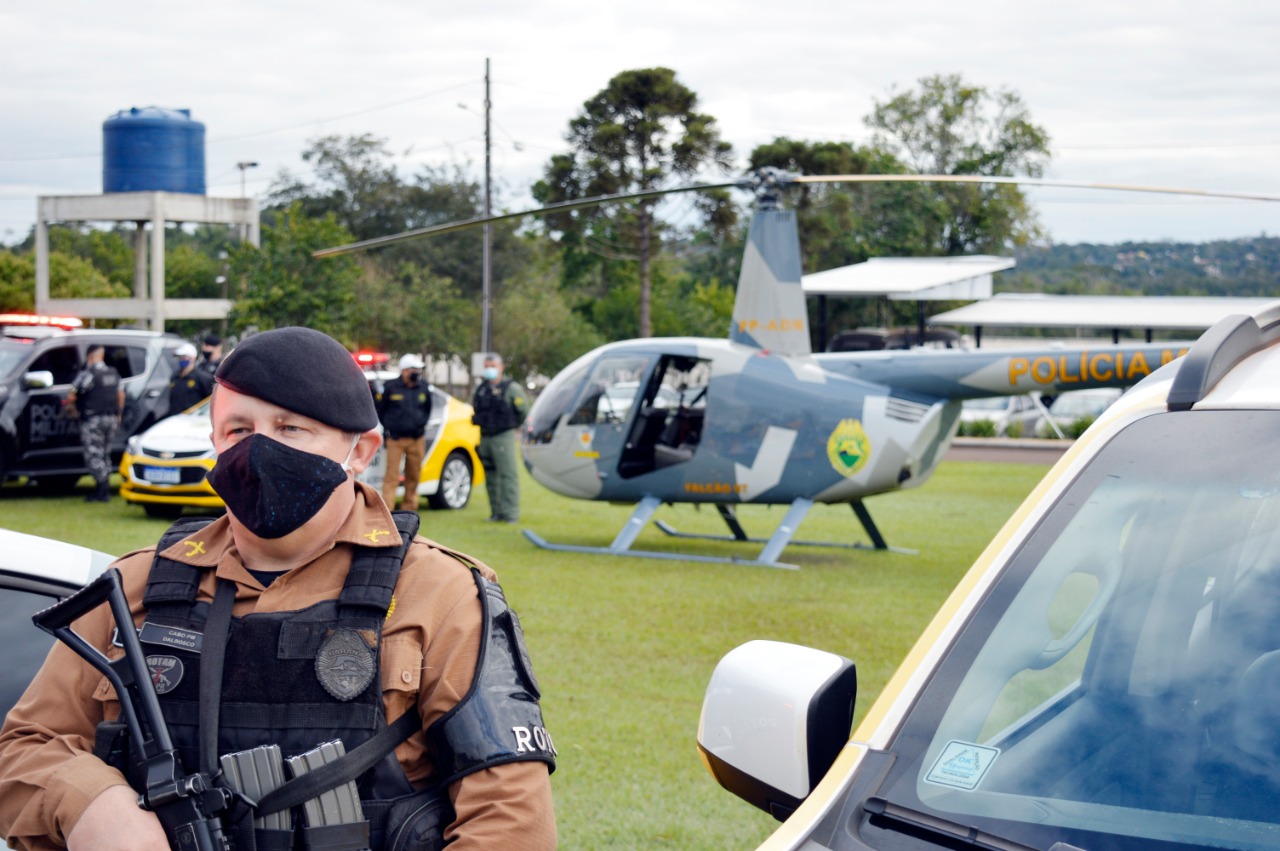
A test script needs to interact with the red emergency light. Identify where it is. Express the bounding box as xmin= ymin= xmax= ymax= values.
xmin=0 ymin=313 xmax=84 ymax=329
xmin=352 ymin=350 xmax=390 ymax=367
